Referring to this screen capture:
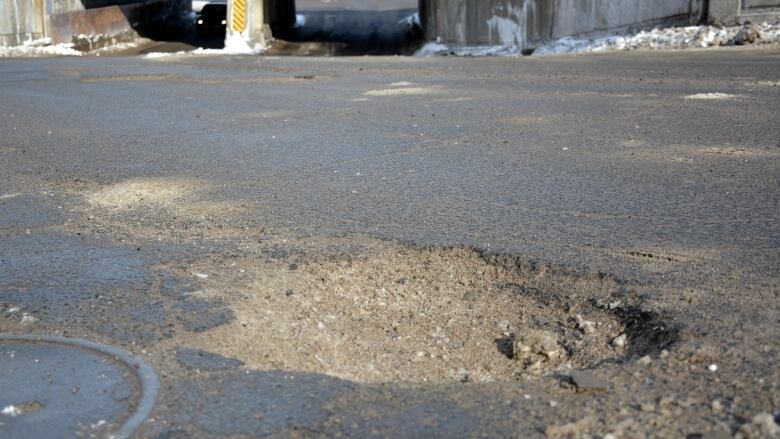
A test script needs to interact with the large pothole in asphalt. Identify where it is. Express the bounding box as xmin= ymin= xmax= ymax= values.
xmin=174 ymin=243 xmax=679 ymax=383
xmin=68 ymin=180 xmax=679 ymax=384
